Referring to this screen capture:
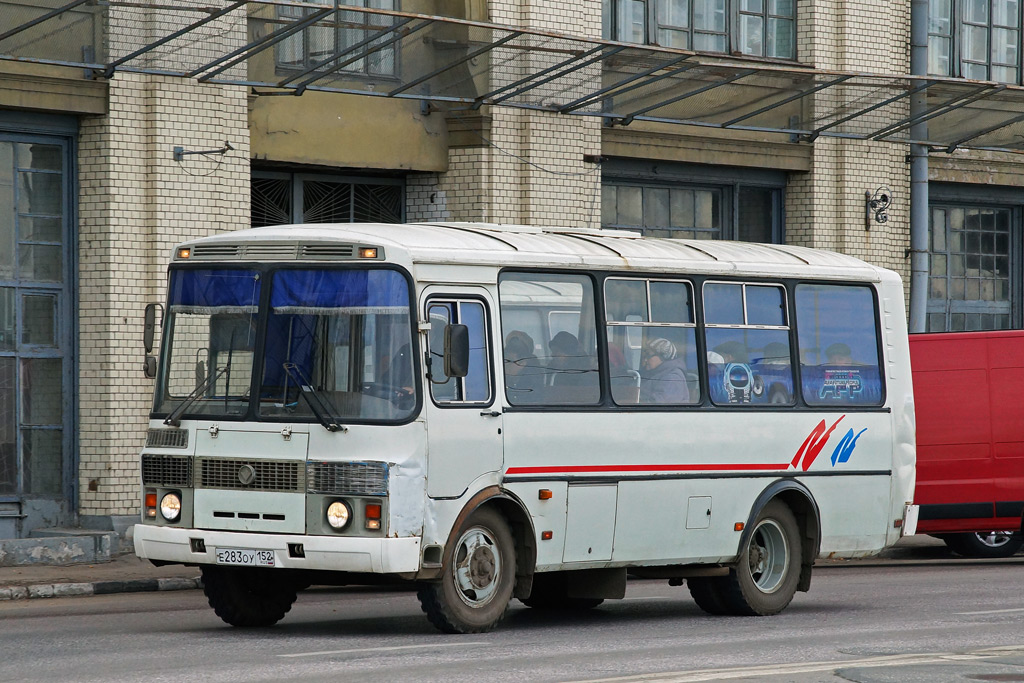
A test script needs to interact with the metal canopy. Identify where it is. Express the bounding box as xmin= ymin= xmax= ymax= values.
xmin=5 ymin=1 xmax=1024 ymax=154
